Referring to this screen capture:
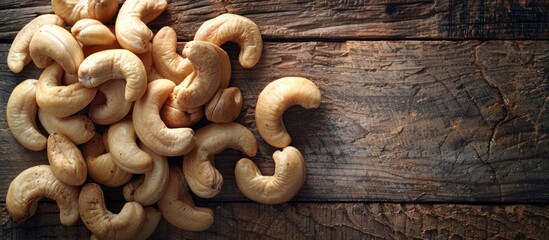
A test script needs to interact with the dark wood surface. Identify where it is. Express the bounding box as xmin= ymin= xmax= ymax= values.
xmin=1 ymin=0 xmax=549 ymax=239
